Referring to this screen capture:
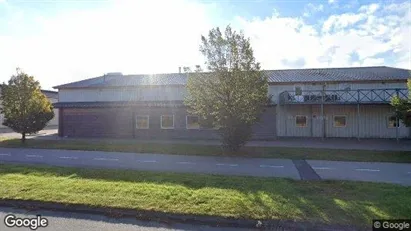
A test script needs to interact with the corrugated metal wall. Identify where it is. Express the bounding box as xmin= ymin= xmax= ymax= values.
xmin=59 ymin=81 xmax=406 ymax=104
xmin=276 ymin=104 xmax=410 ymax=138
xmin=59 ymin=87 xmax=186 ymax=102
